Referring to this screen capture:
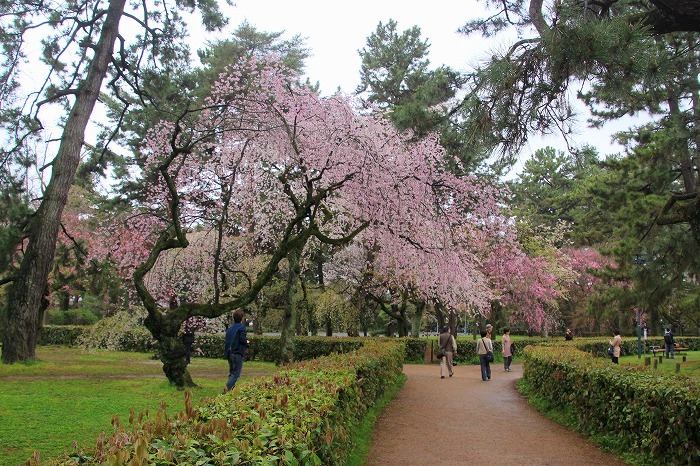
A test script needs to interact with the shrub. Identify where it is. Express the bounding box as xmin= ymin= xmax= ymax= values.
xmin=76 ymin=308 xmax=155 ymax=352
xmin=40 ymin=340 xmax=406 ymax=465
xmin=523 ymin=345 xmax=700 ymax=465
xmin=38 ymin=326 xmax=88 ymax=346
